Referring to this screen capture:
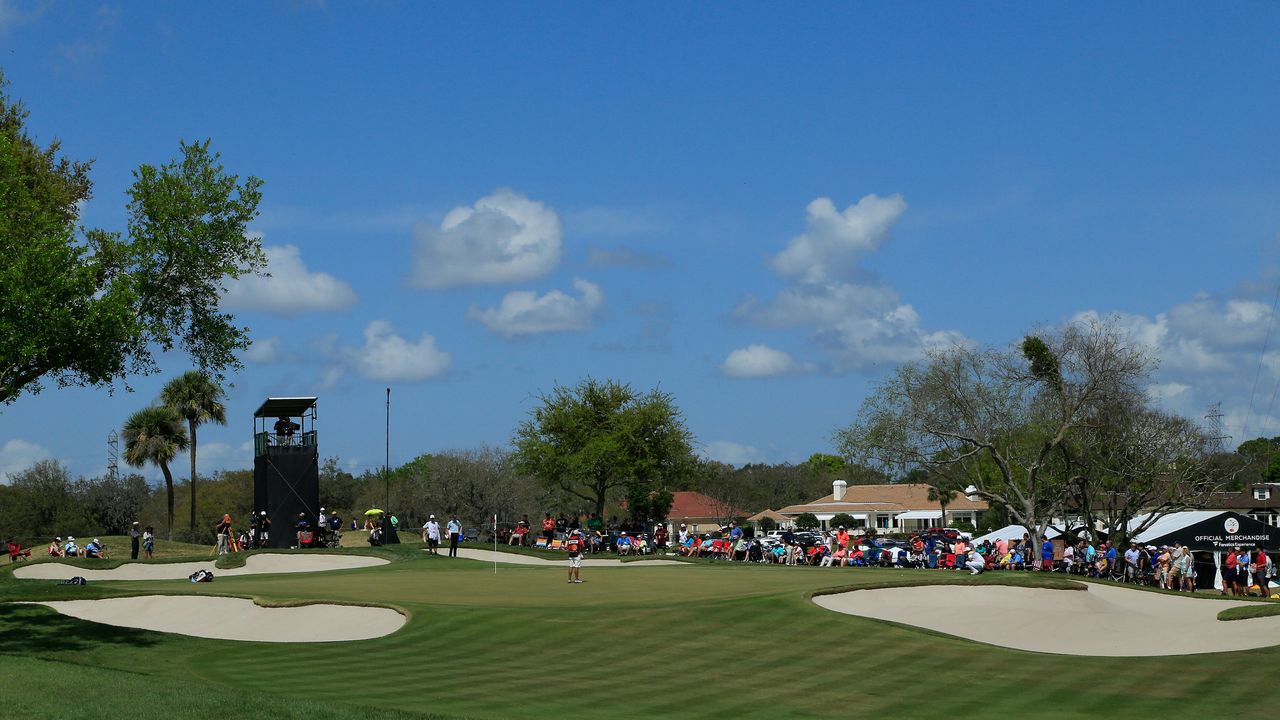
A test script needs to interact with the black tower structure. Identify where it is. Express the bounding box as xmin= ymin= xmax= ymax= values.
xmin=253 ymin=397 xmax=319 ymax=548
